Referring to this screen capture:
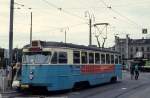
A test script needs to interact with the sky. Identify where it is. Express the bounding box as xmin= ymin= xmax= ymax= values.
xmin=1 ymin=0 xmax=150 ymax=48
